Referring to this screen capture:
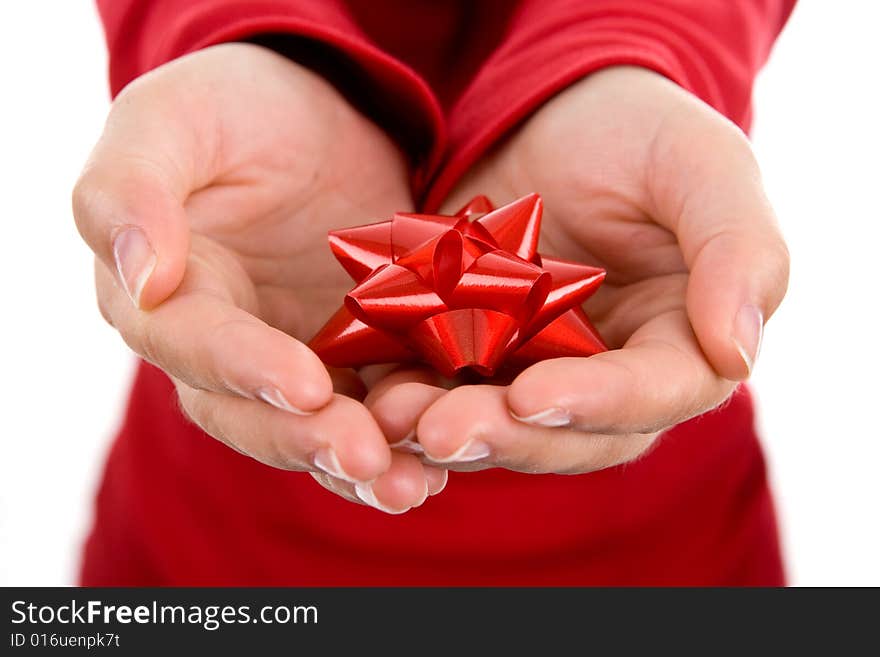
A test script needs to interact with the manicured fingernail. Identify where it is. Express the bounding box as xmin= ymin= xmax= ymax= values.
xmin=113 ymin=227 xmax=156 ymax=309
xmin=256 ymin=387 xmax=311 ymax=415
xmin=511 ymin=407 xmax=572 ymax=427
xmin=733 ymin=304 xmax=764 ymax=376
xmin=313 ymin=447 xmax=364 ymax=484
xmin=411 ymin=478 xmax=430 ymax=508
xmin=425 ymin=468 xmax=448 ymax=496
xmin=389 ymin=431 xmax=424 ymax=455
xmin=354 ymin=482 xmax=410 ymax=515
xmin=429 ymin=438 xmax=490 ymax=464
